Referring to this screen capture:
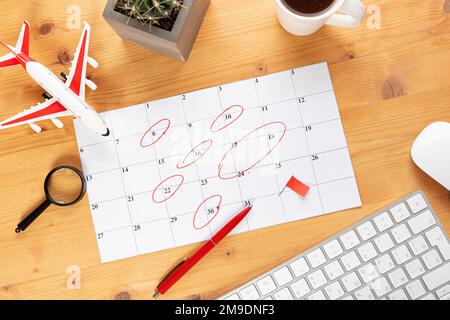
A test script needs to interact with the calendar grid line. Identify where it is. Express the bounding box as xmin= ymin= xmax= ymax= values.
xmin=91 ymin=167 xmax=354 ymax=207
xmin=76 ymin=63 xmax=362 ymax=262
xmin=144 ymin=103 xmax=177 ymax=249
xmin=83 ymin=120 xmax=344 ymax=177
xmin=180 ymin=95 xmax=213 ymax=237
xmin=92 ymin=175 xmax=357 ymax=235
xmin=289 ymin=70 xmax=326 ymax=216
xmin=87 ymin=146 xmax=350 ymax=203
xmin=78 ymin=91 xmax=336 ymax=150
xmin=252 ymin=78 xmax=288 ymax=222
xmin=217 ymin=86 xmax=250 ymax=231
xmin=108 ymin=112 xmax=139 ymax=255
